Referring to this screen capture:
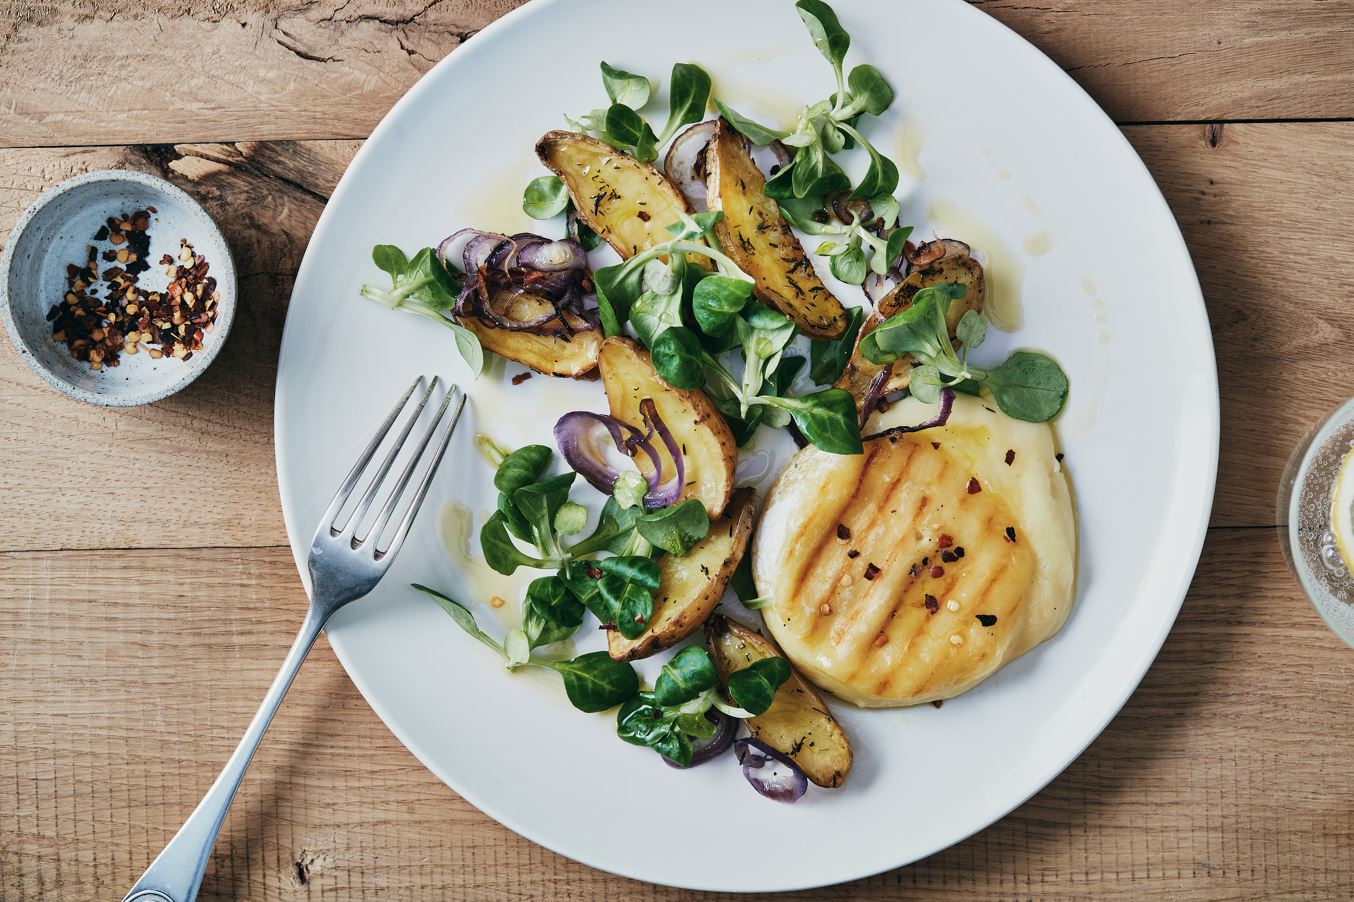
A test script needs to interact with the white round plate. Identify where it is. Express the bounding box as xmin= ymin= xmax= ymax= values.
xmin=275 ymin=0 xmax=1217 ymax=891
